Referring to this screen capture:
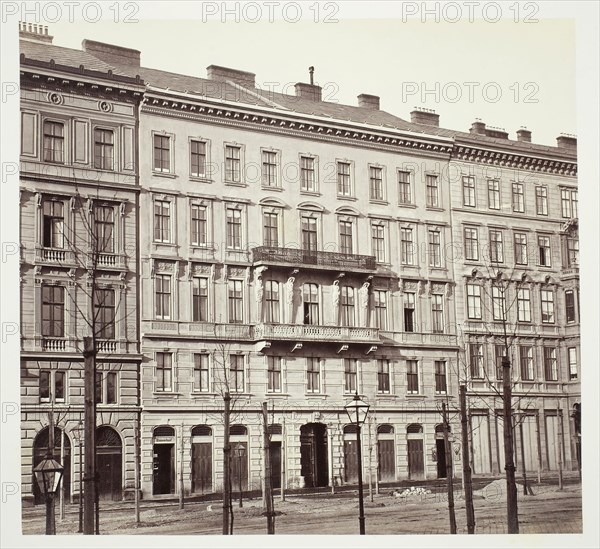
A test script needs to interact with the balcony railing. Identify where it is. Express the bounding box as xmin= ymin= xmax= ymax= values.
xmin=97 ymin=339 xmax=118 ymax=353
xmin=252 ymin=246 xmax=376 ymax=271
xmin=97 ymin=253 xmax=125 ymax=269
xmin=36 ymin=247 xmax=72 ymax=264
xmin=147 ymin=321 xmax=254 ymax=340
xmin=254 ymin=323 xmax=380 ymax=343
xmin=41 ymin=337 xmax=67 ymax=351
